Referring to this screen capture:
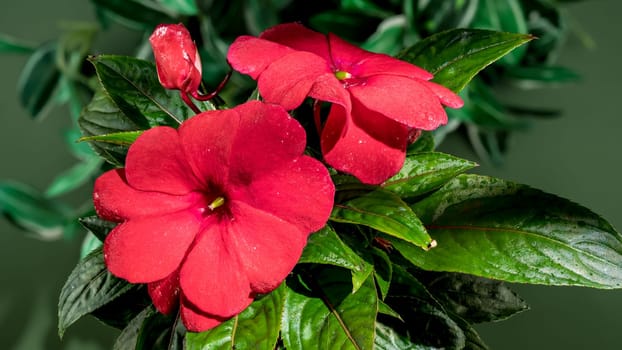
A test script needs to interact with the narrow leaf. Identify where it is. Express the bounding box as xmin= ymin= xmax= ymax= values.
xmin=331 ymin=190 xmax=434 ymax=250
xmin=45 ymin=157 xmax=103 ymax=197
xmin=17 ymin=41 xmax=61 ymax=118
xmin=113 ymin=306 xmax=155 ymax=350
xmin=79 ymin=130 xmax=143 ymax=146
xmin=282 ymin=269 xmax=378 ymax=350
xmin=0 ymin=33 xmax=36 ymax=54
xmin=300 ymin=226 xmax=373 ymax=292
xmin=395 ymin=174 xmax=622 ymax=288
xmin=185 ymin=283 xmax=285 ymax=350
xmin=382 ymin=152 xmax=477 ymax=198
xmin=397 ymin=29 xmax=533 ymax=92
xmin=58 ymin=247 xmax=134 ymax=337
xmin=157 ymin=0 xmax=198 ymax=15
xmin=79 ymin=215 xmax=117 ymax=242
